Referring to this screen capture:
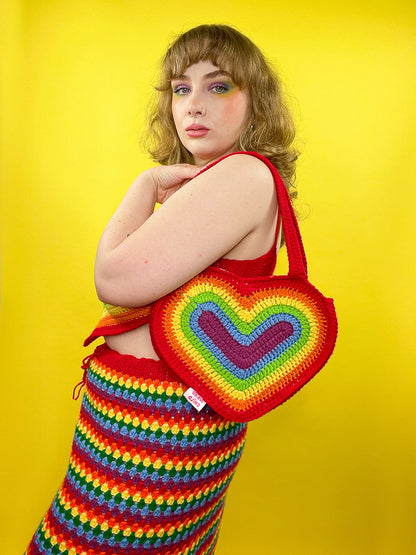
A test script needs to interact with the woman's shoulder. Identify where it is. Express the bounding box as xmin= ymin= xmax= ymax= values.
xmin=201 ymin=152 xmax=275 ymax=194
xmin=211 ymin=151 xmax=273 ymax=173
xmin=185 ymin=152 xmax=277 ymax=232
